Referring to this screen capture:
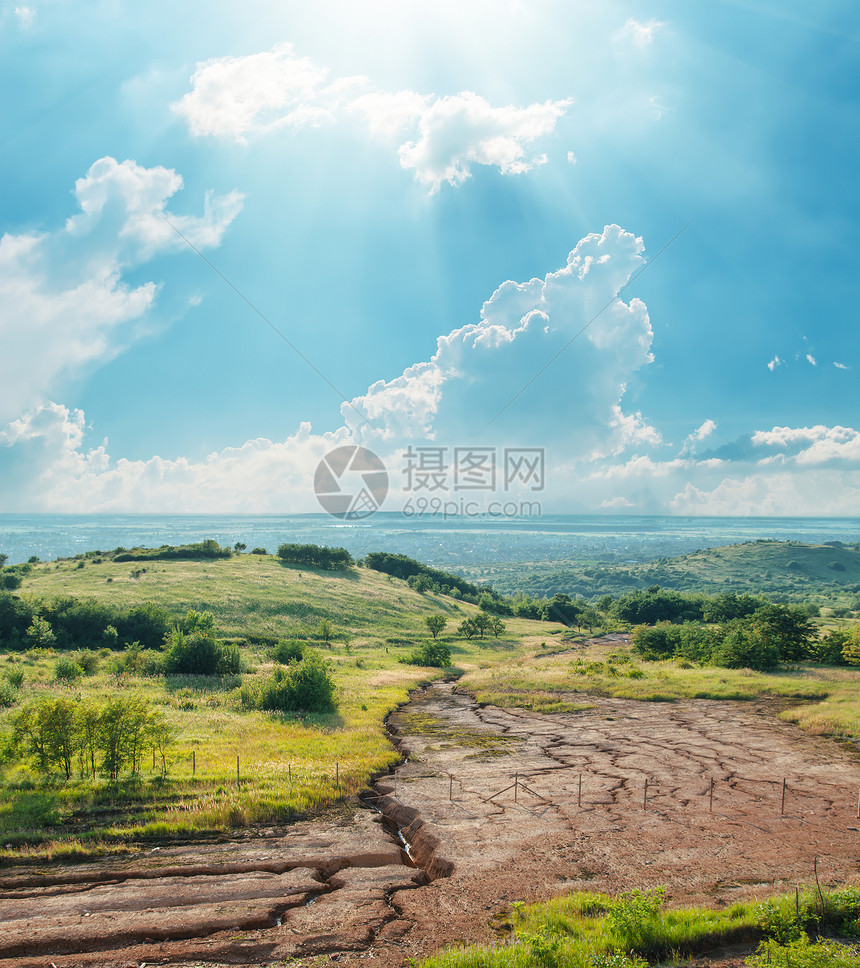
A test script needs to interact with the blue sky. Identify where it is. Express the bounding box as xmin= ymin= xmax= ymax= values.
xmin=1 ymin=0 xmax=858 ymax=515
